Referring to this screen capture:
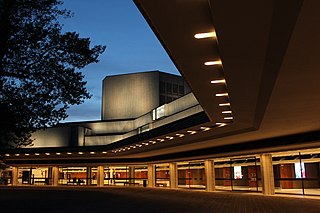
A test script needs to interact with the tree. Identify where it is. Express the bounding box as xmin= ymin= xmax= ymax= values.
xmin=0 ymin=0 xmax=106 ymax=148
